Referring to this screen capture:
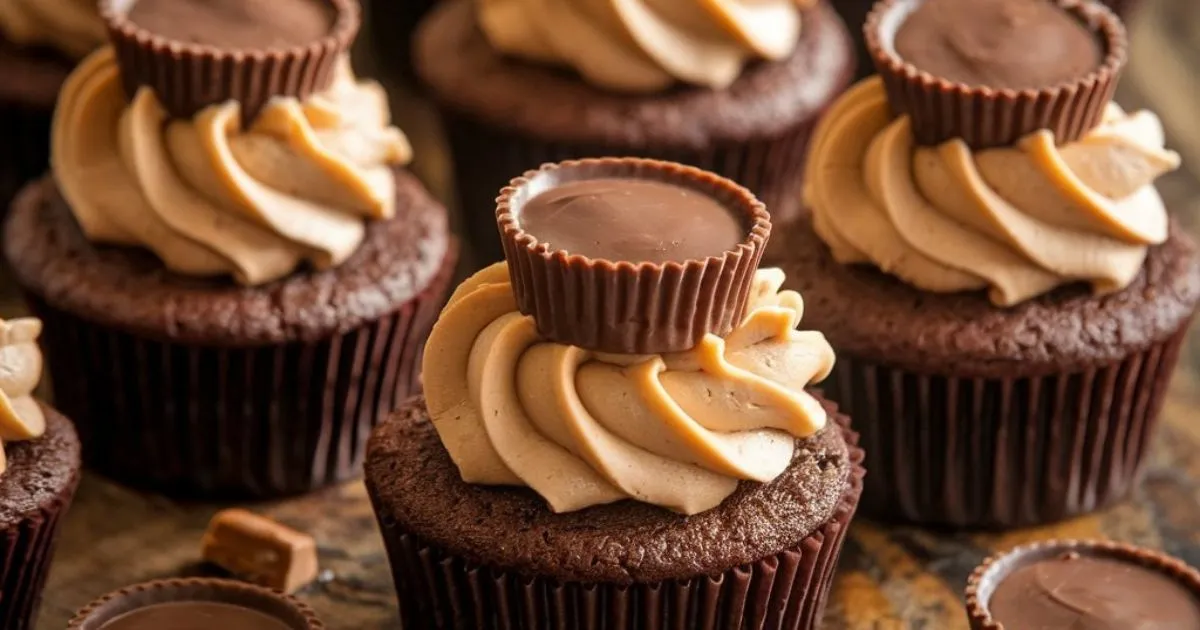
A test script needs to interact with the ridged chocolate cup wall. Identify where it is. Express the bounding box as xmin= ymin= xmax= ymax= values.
xmin=99 ymin=0 xmax=359 ymax=121
xmin=68 ymin=578 xmax=325 ymax=629
xmin=964 ymin=540 xmax=1200 ymax=630
xmin=865 ymin=0 xmax=1127 ymax=149
xmin=497 ymin=158 xmax=771 ymax=354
